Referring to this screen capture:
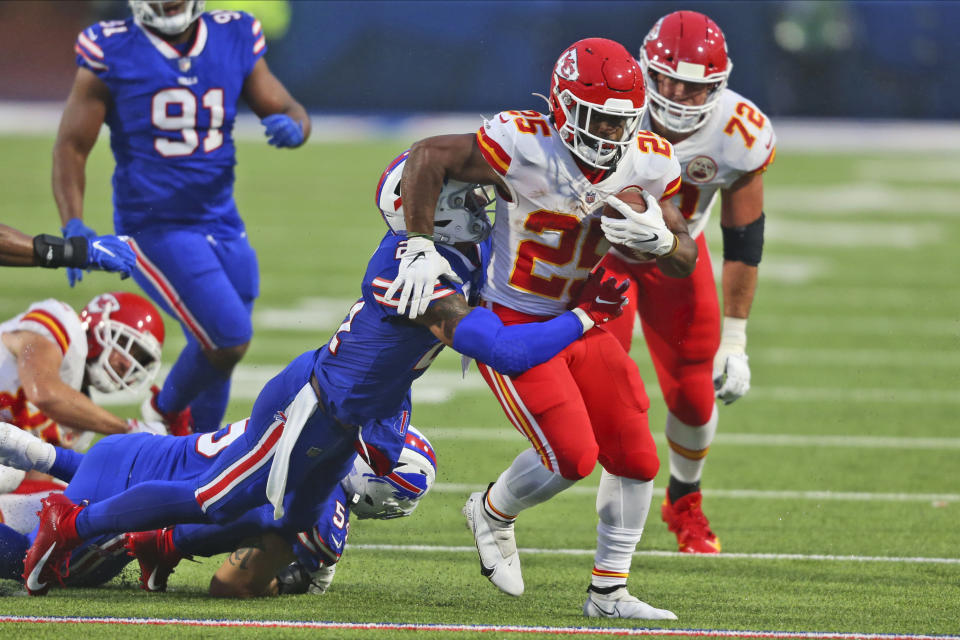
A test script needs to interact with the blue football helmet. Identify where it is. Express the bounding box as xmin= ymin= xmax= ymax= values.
xmin=342 ymin=425 xmax=437 ymax=519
